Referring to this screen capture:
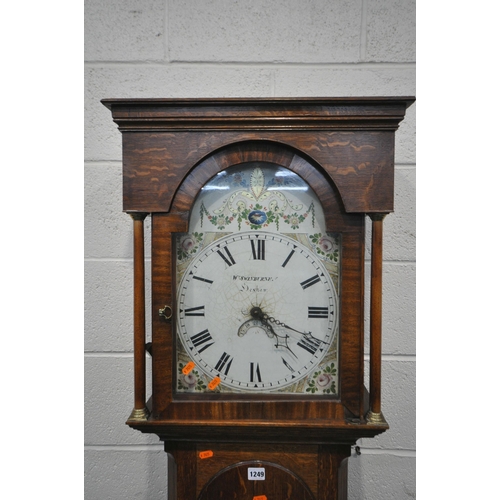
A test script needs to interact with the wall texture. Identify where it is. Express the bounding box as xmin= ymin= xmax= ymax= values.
xmin=84 ymin=1 xmax=416 ymax=499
